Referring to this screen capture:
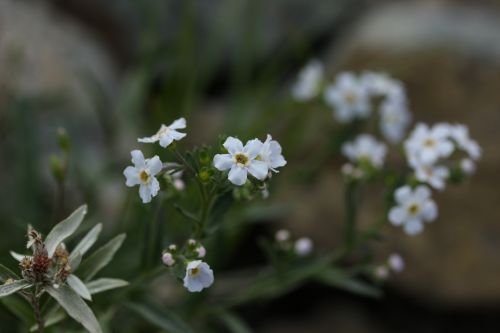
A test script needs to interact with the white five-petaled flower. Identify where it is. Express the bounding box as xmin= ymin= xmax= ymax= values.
xmin=342 ymin=134 xmax=387 ymax=168
xmin=124 ymin=150 xmax=162 ymax=203
xmin=183 ymin=260 xmax=214 ymax=292
xmin=448 ymin=124 xmax=481 ymax=160
xmin=324 ymin=72 xmax=371 ymax=123
xmin=414 ymin=164 xmax=450 ymax=191
xmin=379 ymin=99 xmax=412 ymax=144
xmin=213 ymin=137 xmax=268 ymax=186
xmin=404 ymin=123 xmax=454 ymax=167
xmin=291 ymin=59 xmax=324 ymax=101
xmin=388 ymin=185 xmax=438 ymax=236
xmin=258 ymin=135 xmax=287 ymax=174
xmin=162 ymin=252 xmax=175 ymax=267
xmin=138 ymin=117 xmax=187 ymax=148
xmin=361 ymin=71 xmax=406 ymax=102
